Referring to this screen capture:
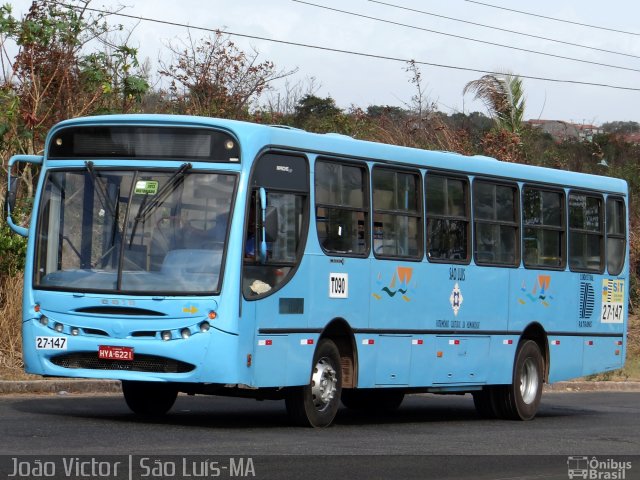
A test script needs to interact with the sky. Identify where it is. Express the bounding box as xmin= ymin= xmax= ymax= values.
xmin=8 ymin=0 xmax=640 ymax=125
